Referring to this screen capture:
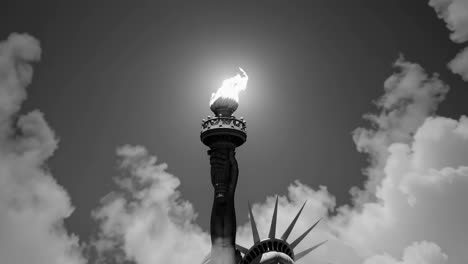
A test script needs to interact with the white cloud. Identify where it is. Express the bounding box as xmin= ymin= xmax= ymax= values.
xmin=429 ymin=0 xmax=468 ymax=43
xmin=333 ymin=116 xmax=468 ymax=264
xmin=351 ymin=56 xmax=448 ymax=204
xmin=448 ymin=46 xmax=468 ymax=80
xmin=324 ymin=58 xmax=468 ymax=264
xmin=0 ymin=33 xmax=85 ymax=264
xmin=428 ymin=0 xmax=468 ymax=79
xmin=92 ymin=145 xmax=211 ymax=264
xmin=363 ymin=241 xmax=448 ymax=264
